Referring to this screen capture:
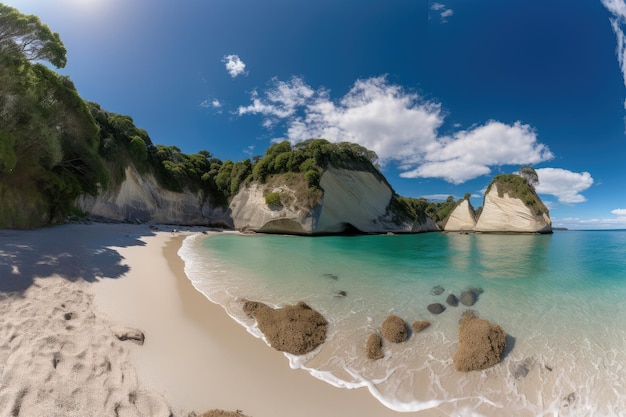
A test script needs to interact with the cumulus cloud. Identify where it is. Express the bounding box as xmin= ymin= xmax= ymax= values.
xmin=222 ymin=54 xmax=248 ymax=78
xmin=535 ymin=168 xmax=594 ymax=204
xmin=238 ymin=75 xmax=555 ymax=185
xmin=552 ymin=216 xmax=626 ymax=230
xmin=611 ymin=208 xmax=626 ymax=216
